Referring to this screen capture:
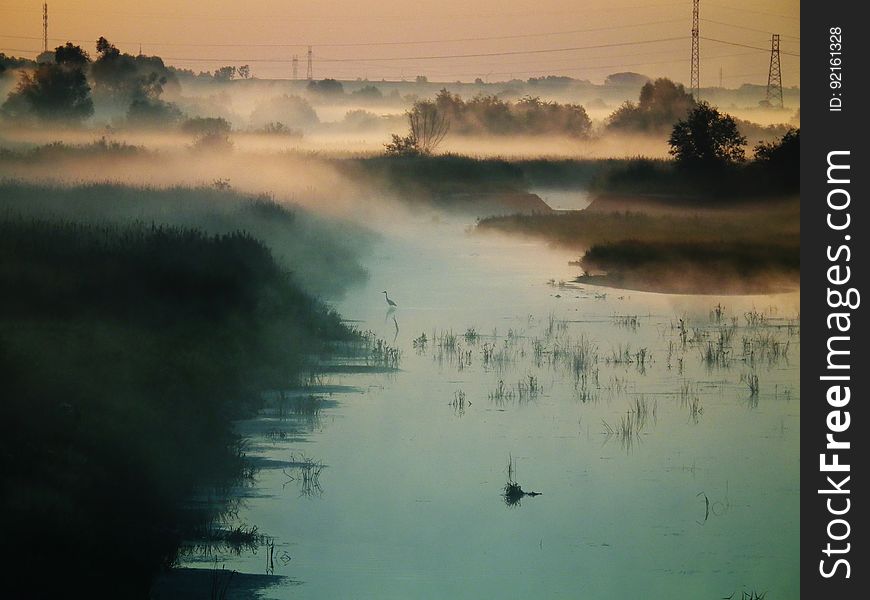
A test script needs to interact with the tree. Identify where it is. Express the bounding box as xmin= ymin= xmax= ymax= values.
xmin=753 ymin=128 xmax=799 ymax=190
xmin=249 ymin=94 xmax=319 ymax=130
xmin=2 ymin=43 xmax=93 ymax=122
xmin=306 ymin=78 xmax=344 ymax=95
xmin=607 ymin=78 xmax=695 ymax=132
xmin=384 ymin=132 xmax=421 ymax=157
xmin=351 ymin=85 xmax=382 ymax=99
xmin=385 ymin=101 xmax=450 ymax=157
xmin=91 ymin=37 xmax=180 ymax=106
xmin=125 ymin=71 xmax=182 ymax=127
xmin=213 ymin=66 xmax=236 ymax=81
xmin=237 ymin=65 xmax=251 ymax=79
xmin=408 ymin=100 xmax=449 ymax=154
xmin=668 ymin=102 xmax=747 ymax=167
